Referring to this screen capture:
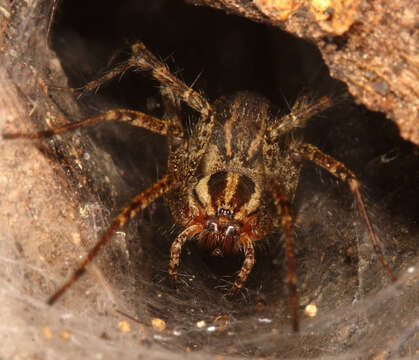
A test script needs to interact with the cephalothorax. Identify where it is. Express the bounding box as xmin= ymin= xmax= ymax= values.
xmin=4 ymin=42 xmax=395 ymax=331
